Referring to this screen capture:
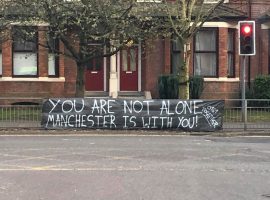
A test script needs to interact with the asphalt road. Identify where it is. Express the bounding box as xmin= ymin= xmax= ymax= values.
xmin=0 ymin=134 xmax=270 ymax=200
